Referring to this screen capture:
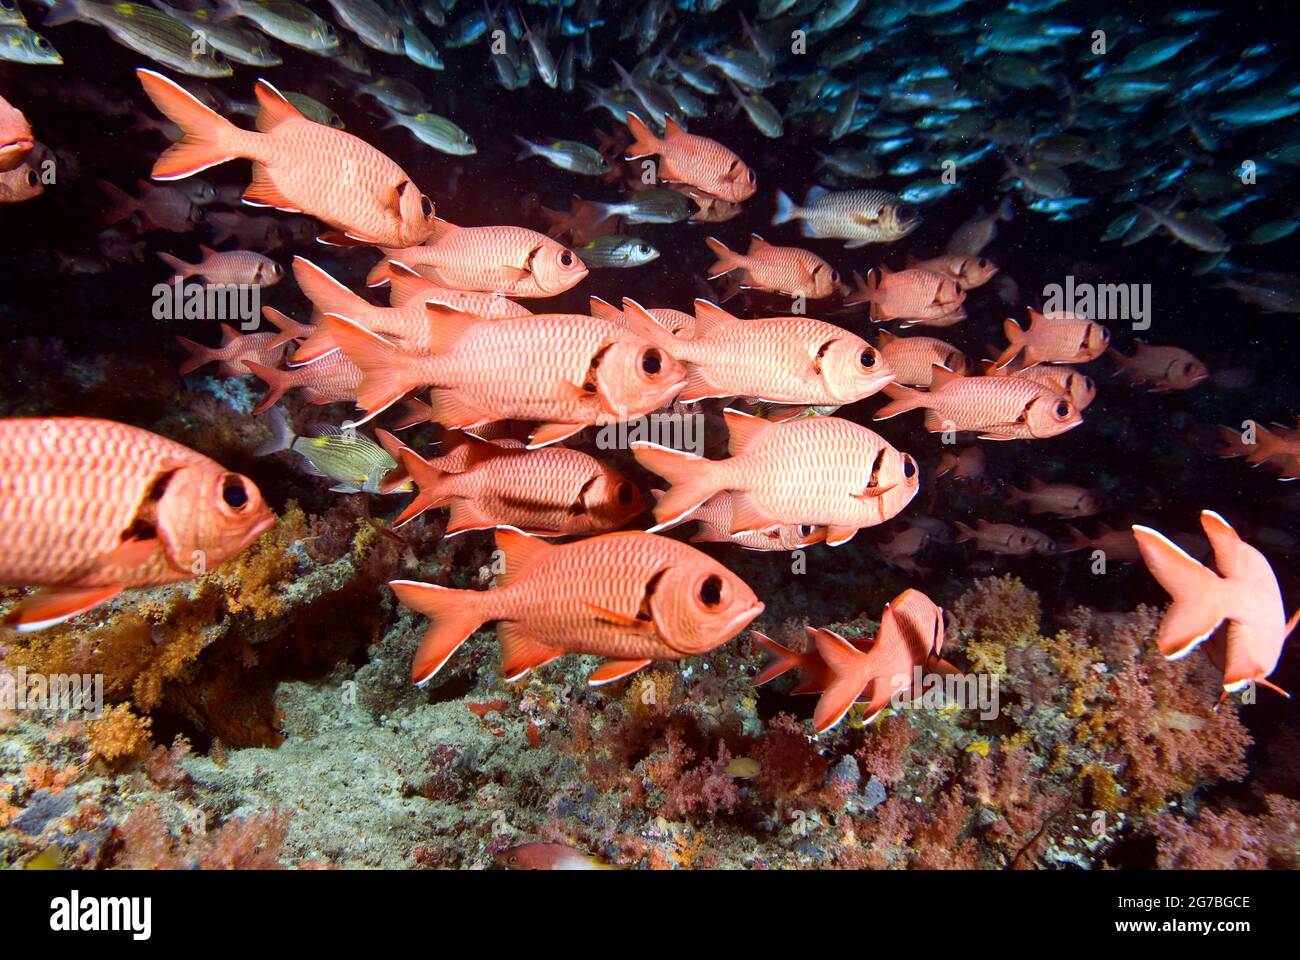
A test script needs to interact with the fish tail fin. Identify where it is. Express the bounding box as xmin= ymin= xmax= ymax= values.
xmin=388 ymin=580 xmax=486 ymax=685
xmin=156 ymin=251 xmax=194 ymax=279
xmin=751 ymin=631 xmax=802 ymax=687
xmin=244 ymin=360 xmax=292 ymax=415
xmin=261 ymin=305 xmax=313 ymax=348
xmin=1131 ymin=524 xmax=1228 ymax=660
xmin=772 ymin=189 xmax=797 ymax=225
xmin=994 ymin=317 xmax=1026 ymax=368
xmin=623 ymin=111 xmax=659 ymax=159
xmin=293 ymin=256 xmax=367 ymax=320
xmin=41 ymin=0 xmax=83 ymax=27
xmin=630 ymin=442 xmax=716 ymax=531
xmin=393 ymin=447 xmax=450 ymax=527
xmin=174 ymin=335 xmax=216 ymax=376
xmin=811 ymin=628 xmax=868 ymax=734
xmin=137 ymin=68 xmax=241 ymax=179
xmin=252 ymin=403 xmax=295 ymax=455
xmin=873 ymin=382 xmax=925 ymax=420
xmin=704 ymin=236 xmax=742 ymax=278
xmin=512 ymin=135 xmax=537 ymax=161
xmin=319 ymin=314 xmax=410 ymax=421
